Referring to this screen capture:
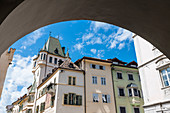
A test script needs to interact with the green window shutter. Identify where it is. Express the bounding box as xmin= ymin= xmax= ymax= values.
xmin=79 ymin=96 xmax=82 ymax=105
xmin=73 ymin=94 xmax=76 ymax=105
xmin=64 ymin=94 xmax=68 ymax=104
